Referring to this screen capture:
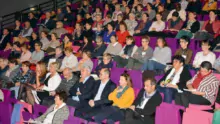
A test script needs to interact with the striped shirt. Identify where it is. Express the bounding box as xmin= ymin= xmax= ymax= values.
xmin=187 ymin=73 xmax=219 ymax=104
